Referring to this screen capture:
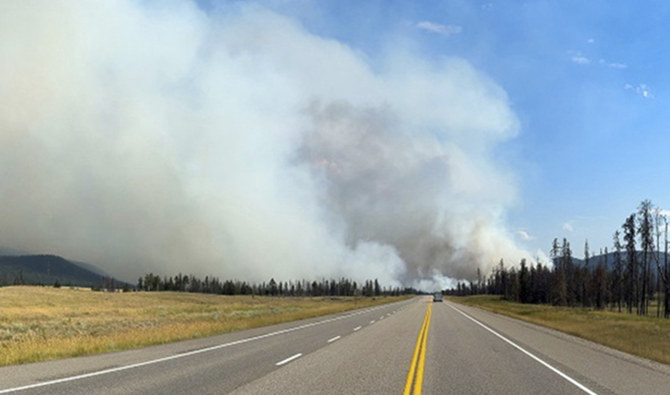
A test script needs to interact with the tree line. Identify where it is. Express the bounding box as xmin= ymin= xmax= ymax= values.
xmin=447 ymin=200 xmax=670 ymax=318
xmin=0 ymin=270 xmax=128 ymax=291
xmin=136 ymin=273 xmax=415 ymax=297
